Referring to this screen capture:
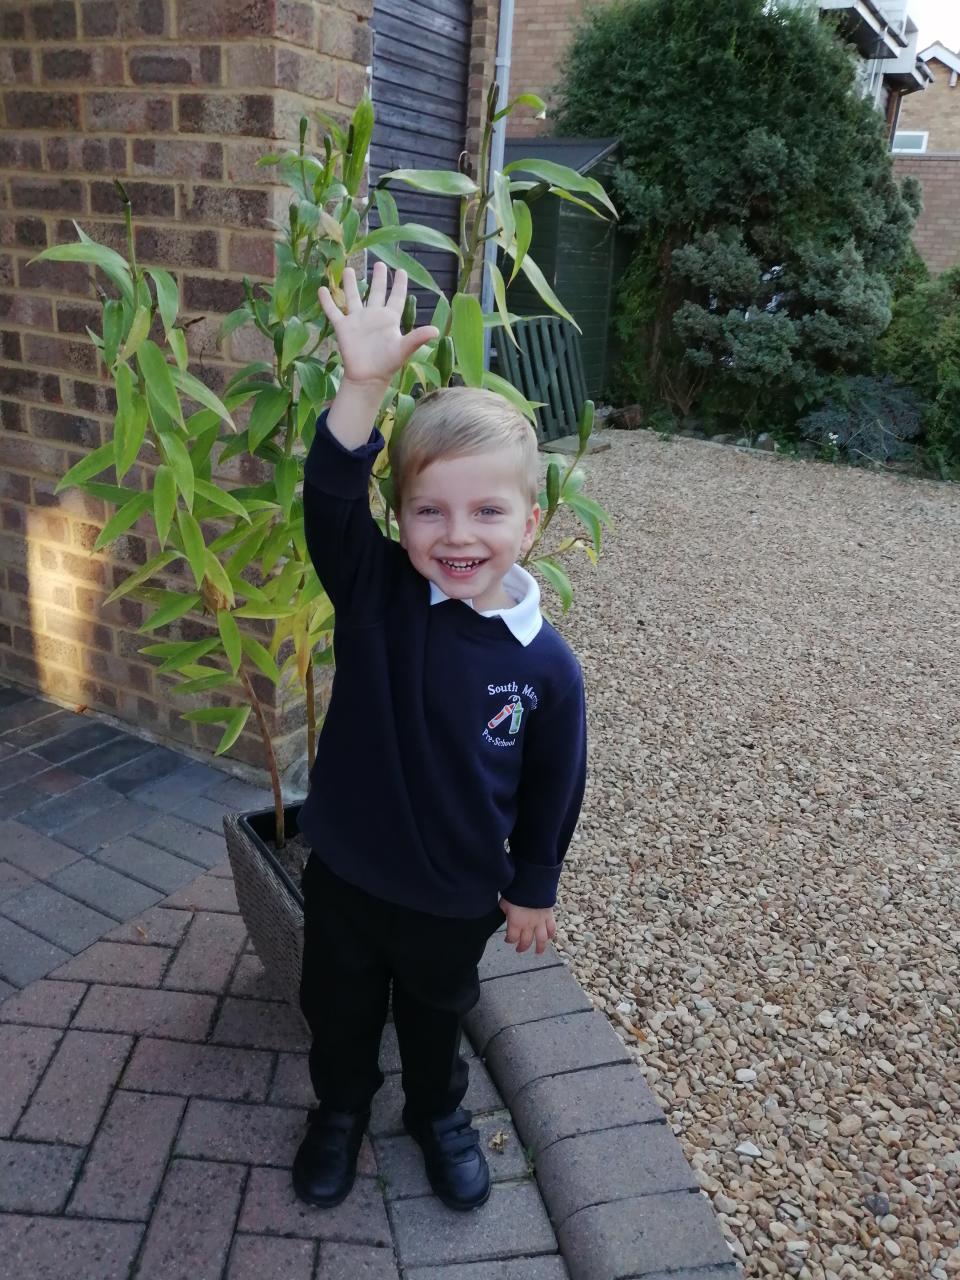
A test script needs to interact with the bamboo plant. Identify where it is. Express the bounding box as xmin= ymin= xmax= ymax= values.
xmin=34 ymin=88 xmax=615 ymax=846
